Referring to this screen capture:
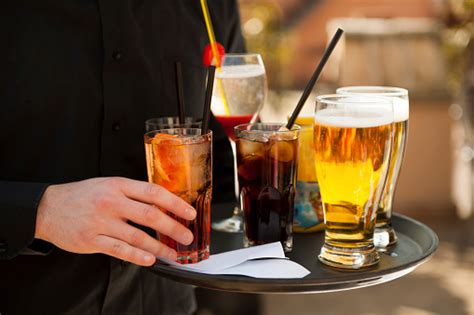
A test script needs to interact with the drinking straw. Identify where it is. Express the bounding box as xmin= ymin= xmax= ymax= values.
xmin=175 ymin=61 xmax=185 ymax=124
xmin=286 ymin=28 xmax=344 ymax=130
xmin=200 ymin=0 xmax=221 ymax=68
xmin=202 ymin=66 xmax=216 ymax=134
xmin=200 ymin=0 xmax=230 ymax=115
